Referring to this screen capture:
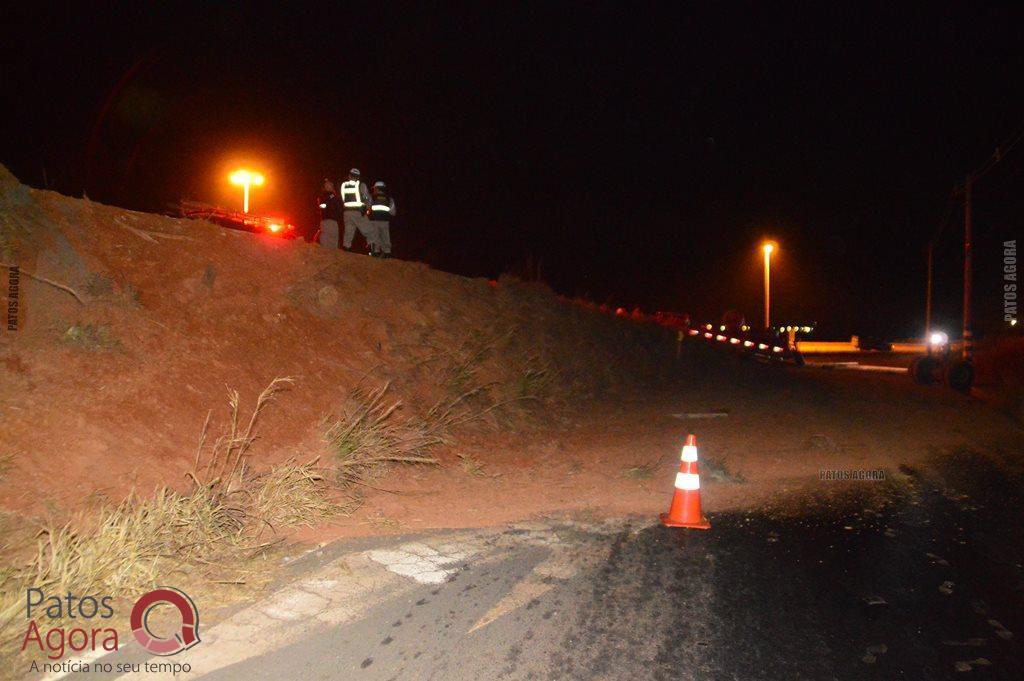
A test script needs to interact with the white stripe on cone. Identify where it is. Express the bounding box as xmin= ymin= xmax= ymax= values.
xmin=681 ymin=445 xmax=698 ymax=462
xmin=674 ymin=472 xmax=700 ymax=490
